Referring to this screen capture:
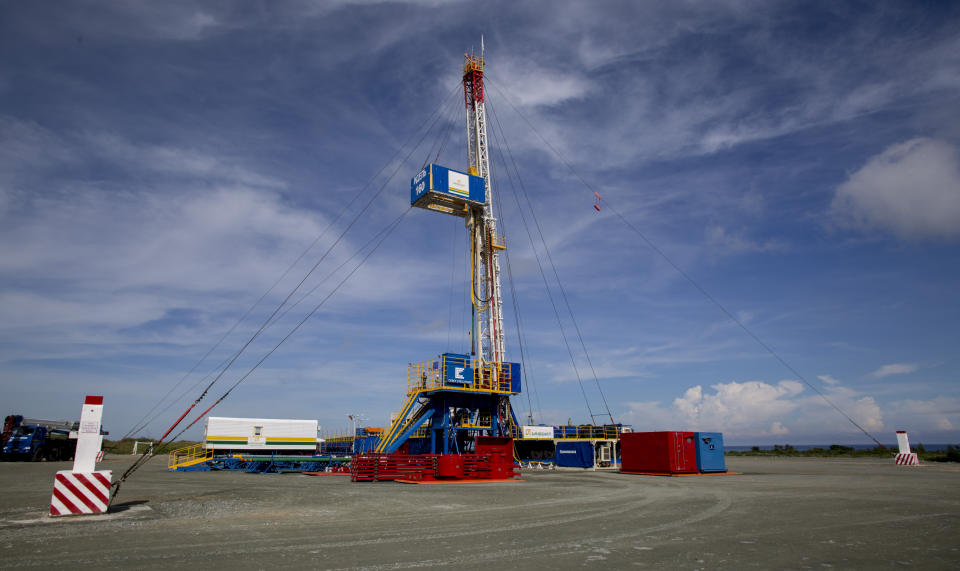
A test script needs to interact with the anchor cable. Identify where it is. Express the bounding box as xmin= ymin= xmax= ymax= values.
xmin=490 ymin=79 xmax=884 ymax=447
